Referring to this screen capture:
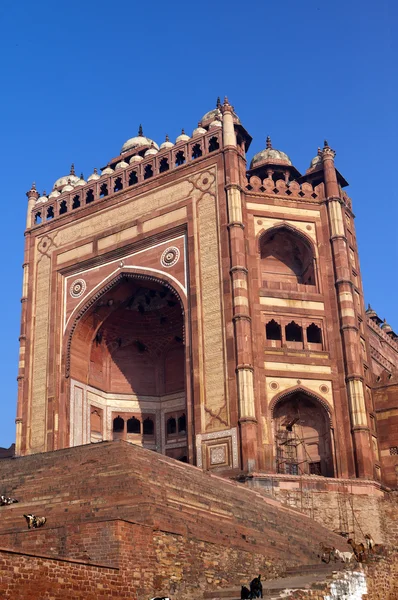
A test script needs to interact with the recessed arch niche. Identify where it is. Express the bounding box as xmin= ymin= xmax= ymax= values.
xmin=272 ymin=389 xmax=334 ymax=477
xmin=259 ymin=225 xmax=317 ymax=291
xmin=67 ymin=273 xmax=188 ymax=461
